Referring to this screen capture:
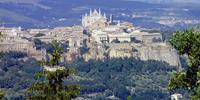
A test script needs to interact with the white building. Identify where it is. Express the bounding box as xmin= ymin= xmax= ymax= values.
xmin=171 ymin=93 xmax=182 ymax=100
xmin=91 ymin=30 xmax=108 ymax=43
xmin=82 ymin=9 xmax=106 ymax=28
xmin=82 ymin=9 xmax=114 ymax=29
